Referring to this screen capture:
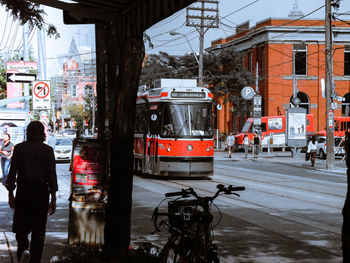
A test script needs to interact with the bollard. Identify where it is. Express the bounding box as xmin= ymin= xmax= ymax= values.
xmin=267 ymin=140 xmax=271 ymax=155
